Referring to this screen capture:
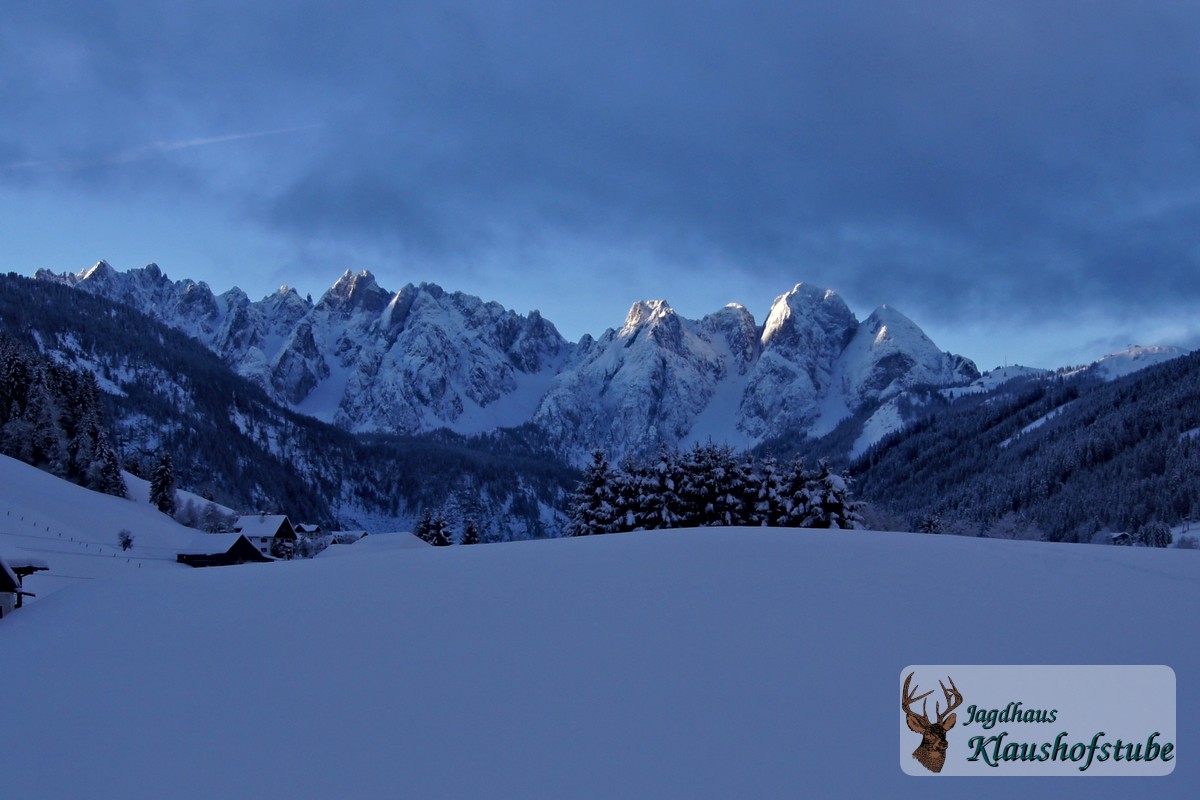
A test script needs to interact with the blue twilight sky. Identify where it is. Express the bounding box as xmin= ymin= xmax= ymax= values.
xmin=4 ymin=1 xmax=1200 ymax=370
